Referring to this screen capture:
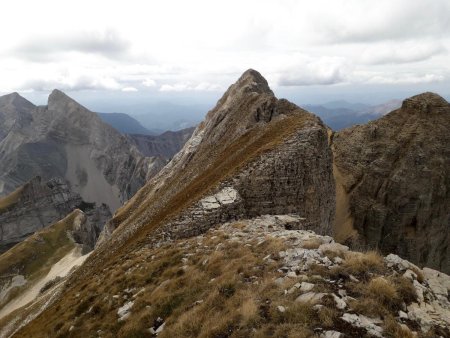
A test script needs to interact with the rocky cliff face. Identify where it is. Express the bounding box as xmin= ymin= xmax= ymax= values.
xmin=127 ymin=126 xmax=195 ymax=158
xmin=332 ymin=92 xmax=450 ymax=273
xmin=0 ymin=90 xmax=165 ymax=212
xmin=98 ymin=69 xmax=334 ymax=247
xmin=0 ymin=176 xmax=111 ymax=253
